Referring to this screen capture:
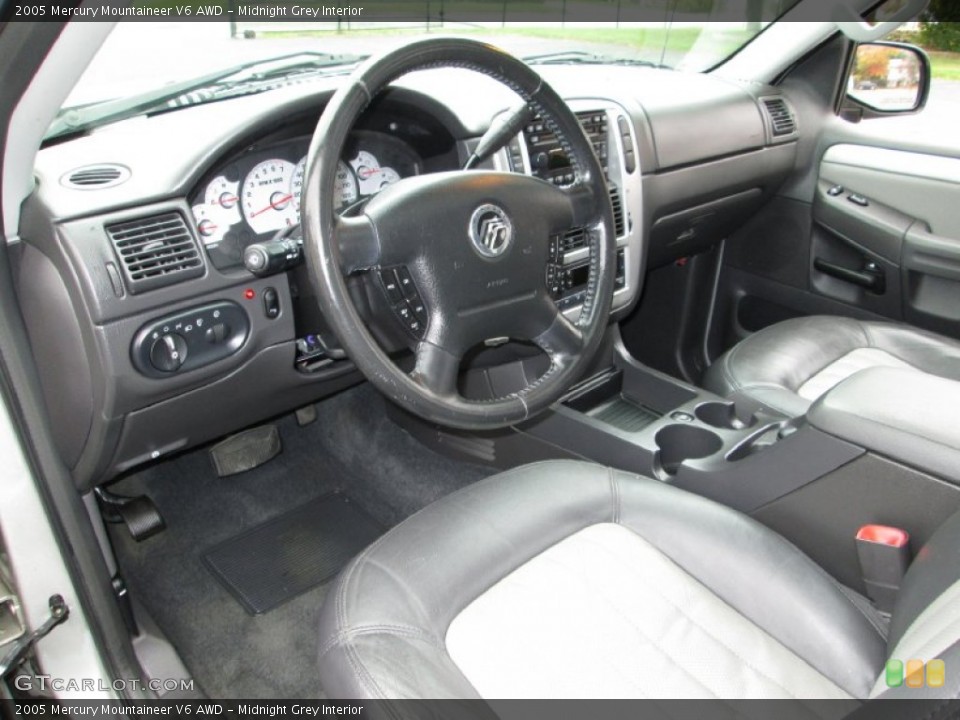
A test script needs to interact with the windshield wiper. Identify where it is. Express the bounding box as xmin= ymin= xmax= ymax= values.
xmin=524 ymin=51 xmax=670 ymax=69
xmin=46 ymin=52 xmax=367 ymax=142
